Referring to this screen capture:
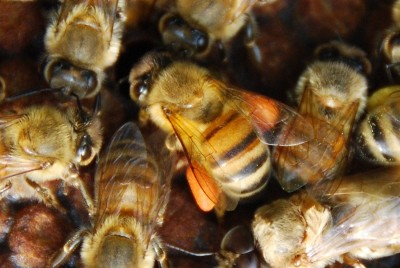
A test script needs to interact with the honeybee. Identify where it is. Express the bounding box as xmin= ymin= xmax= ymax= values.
xmin=158 ymin=0 xmax=265 ymax=63
xmin=0 ymin=102 xmax=102 ymax=213
xmin=273 ymin=41 xmax=370 ymax=193
xmin=48 ymin=122 xmax=175 ymax=268
xmin=380 ymin=0 xmax=400 ymax=82
xmin=356 ymin=85 xmax=400 ymax=165
xmin=43 ymin=0 xmax=126 ymax=98
xmin=129 ymin=52 xmax=312 ymax=214
xmin=253 ymin=167 xmax=400 ymax=268
xmin=216 ymin=225 xmax=260 ymax=268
